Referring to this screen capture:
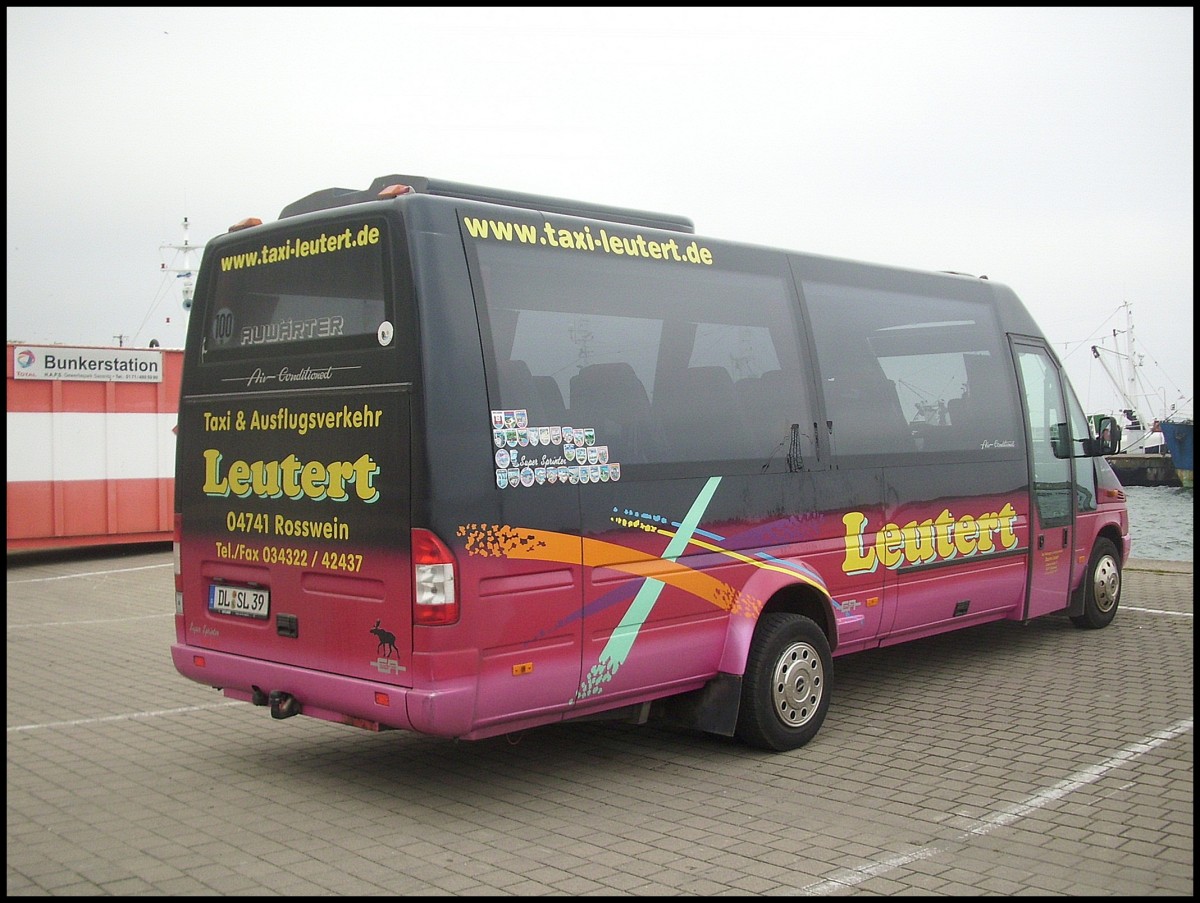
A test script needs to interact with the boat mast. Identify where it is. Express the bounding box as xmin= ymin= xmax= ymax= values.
xmin=1090 ymin=300 xmax=1162 ymax=451
xmin=160 ymin=216 xmax=202 ymax=312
